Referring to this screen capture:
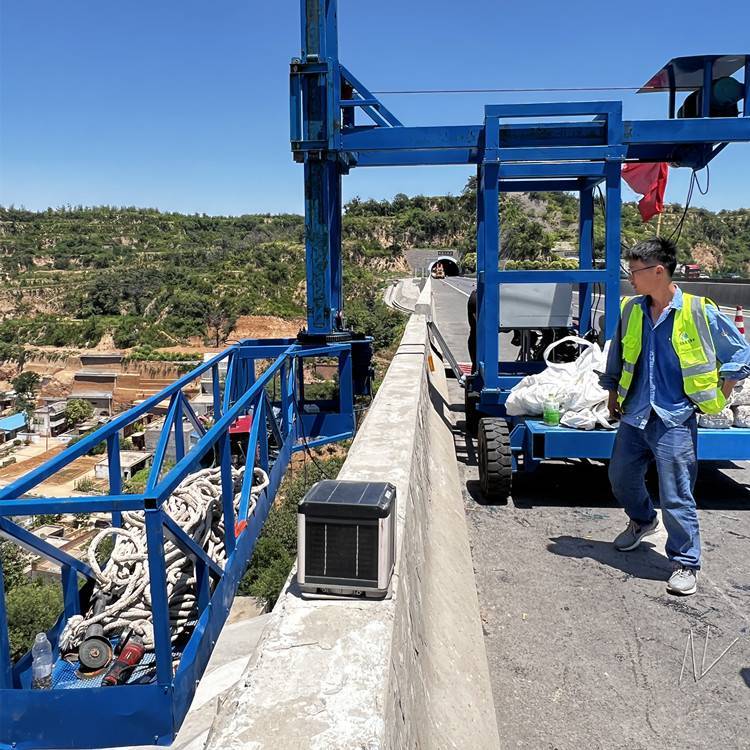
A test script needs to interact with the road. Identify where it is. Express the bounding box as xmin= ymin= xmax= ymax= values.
xmin=431 ymin=277 xmax=750 ymax=749
xmin=435 ymin=275 xmax=750 ymax=344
